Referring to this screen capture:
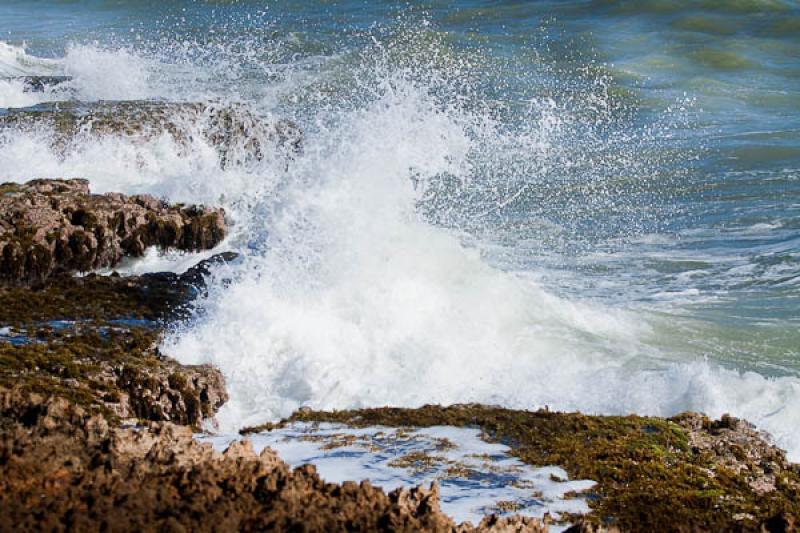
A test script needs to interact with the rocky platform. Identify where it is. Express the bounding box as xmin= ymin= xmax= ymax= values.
xmin=0 ymin=178 xmax=225 ymax=286
xmin=275 ymin=406 xmax=800 ymax=532
xmin=1 ymin=387 xmax=547 ymax=533
xmin=0 ymin=100 xmax=303 ymax=168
